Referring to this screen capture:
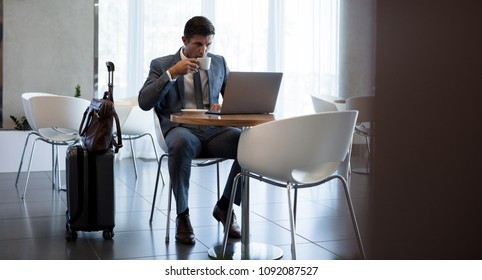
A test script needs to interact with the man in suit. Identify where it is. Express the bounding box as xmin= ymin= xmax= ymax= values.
xmin=139 ymin=16 xmax=241 ymax=244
